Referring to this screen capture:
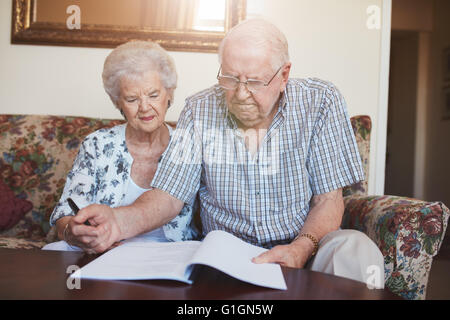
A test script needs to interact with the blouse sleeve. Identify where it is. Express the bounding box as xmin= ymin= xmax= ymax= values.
xmin=49 ymin=135 xmax=99 ymax=226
